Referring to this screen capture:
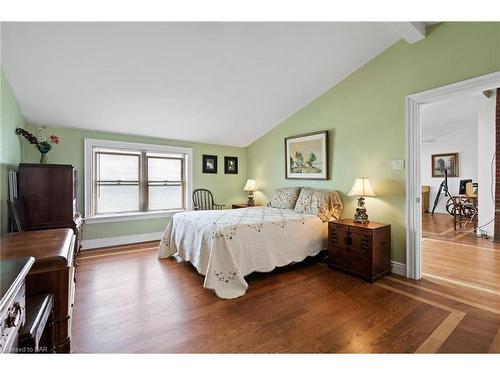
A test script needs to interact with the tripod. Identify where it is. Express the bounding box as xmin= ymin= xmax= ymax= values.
xmin=431 ymin=169 xmax=452 ymax=215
